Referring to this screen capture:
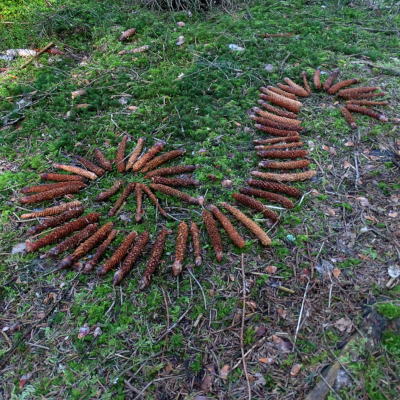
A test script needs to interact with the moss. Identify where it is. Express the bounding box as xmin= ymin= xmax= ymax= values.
xmin=377 ymin=303 xmax=400 ymax=320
